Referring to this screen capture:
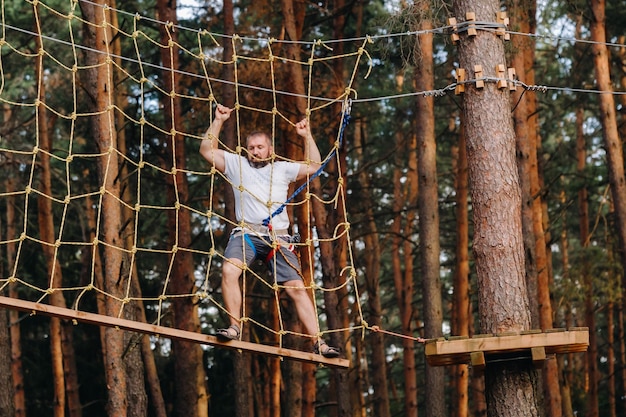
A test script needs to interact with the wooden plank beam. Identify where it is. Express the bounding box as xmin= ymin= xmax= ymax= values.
xmin=425 ymin=328 xmax=588 ymax=366
xmin=0 ymin=295 xmax=349 ymax=369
